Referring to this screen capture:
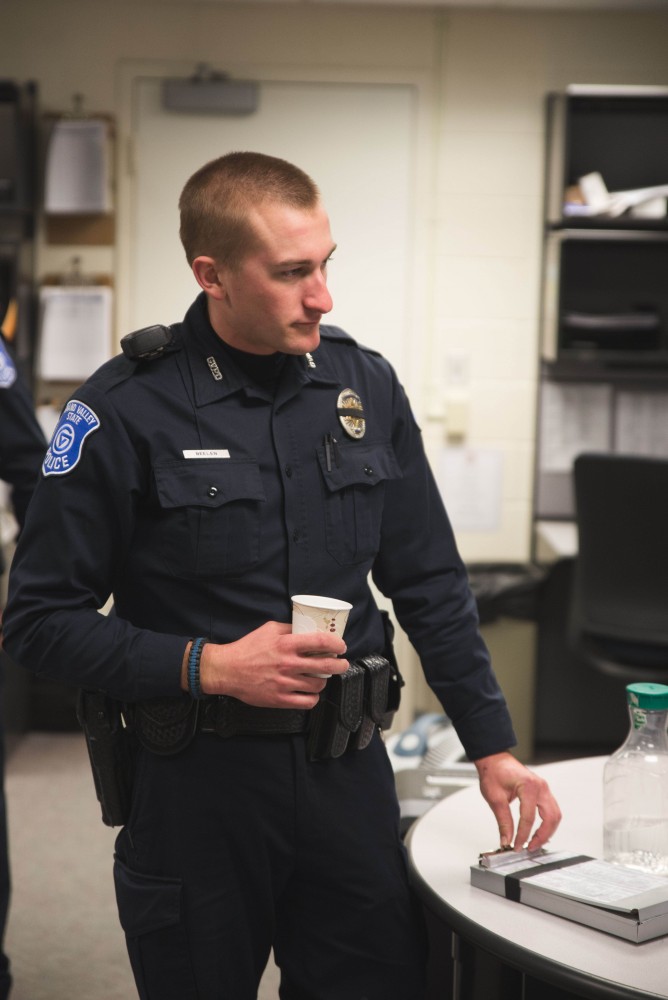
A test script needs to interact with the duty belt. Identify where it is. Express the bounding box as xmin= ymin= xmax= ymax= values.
xmin=199 ymin=697 xmax=309 ymax=737
xmin=79 ymin=621 xmax=403 ymax=827
xmin=131 ymin=653 xmax=394 ymax=761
